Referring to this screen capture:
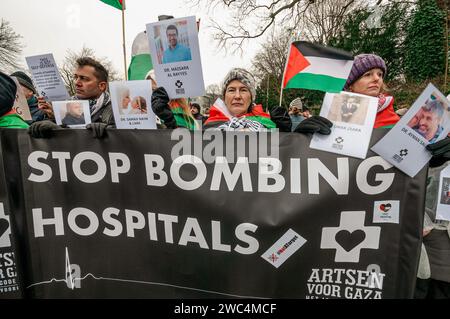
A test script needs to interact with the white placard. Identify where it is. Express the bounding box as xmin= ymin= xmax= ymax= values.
xmin=10 ymin=77 xmax=32 ymax=122
xmin=261 ymin=229 xmax=307 ymax=269
xmin=309 ymin=92 xmax=378 ymax=159
xmin=110 ymin=80 xmax=157 ymax=129
xmin=53 ymin=100 xmax=91 ymax=128
xmin=436 ymin=166 xmax=450 ymax=221
xmin=146 ymin=16 xmax=205 ymax=99
xmin=371 ymin=84 xmax=450 ymax=177
xmin=25 ymin=53 xmax=69 ymax=101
